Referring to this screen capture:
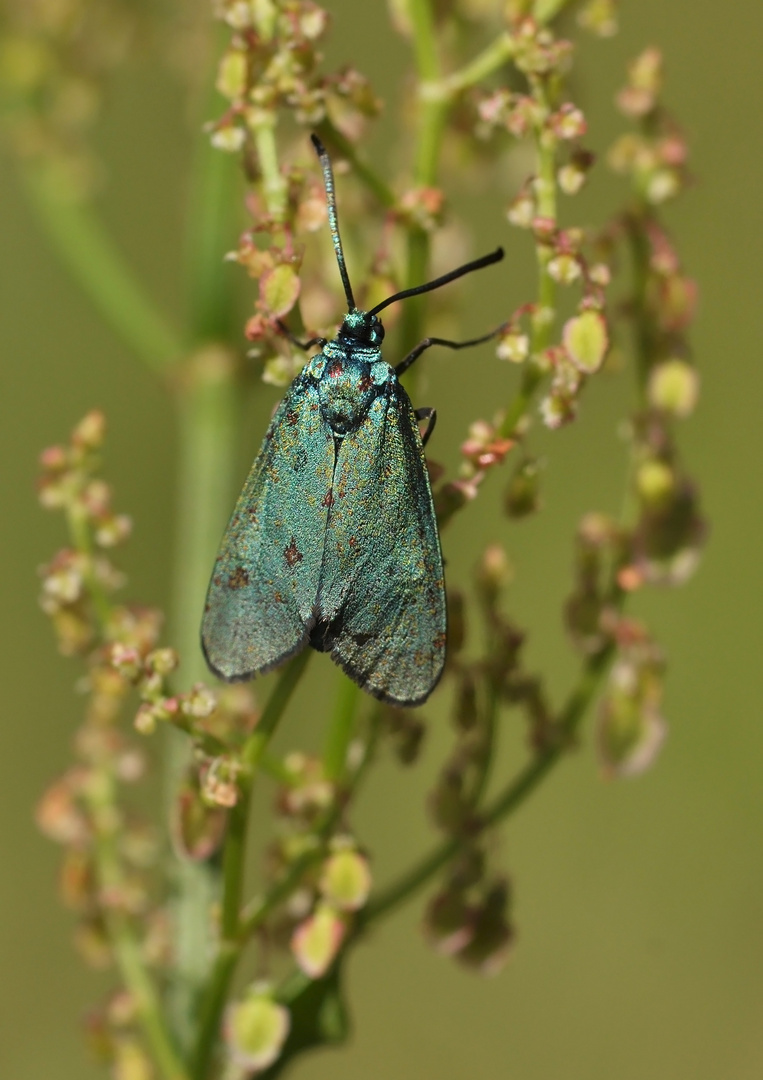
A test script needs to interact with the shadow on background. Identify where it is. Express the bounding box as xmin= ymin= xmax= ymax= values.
xmin=1 ymin=2 xmax=761 ymax=1078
